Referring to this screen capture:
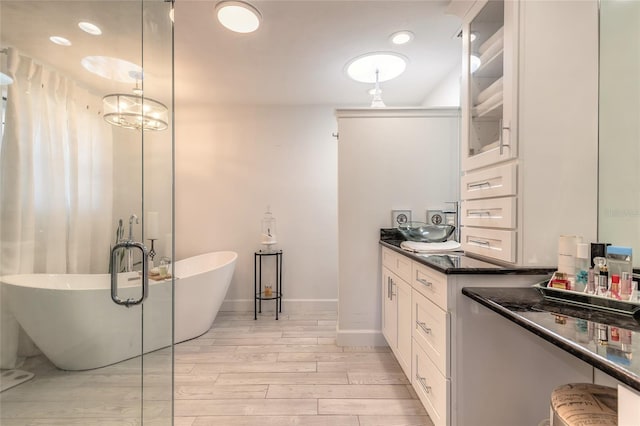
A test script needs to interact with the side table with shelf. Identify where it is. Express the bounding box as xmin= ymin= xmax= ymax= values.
xmin=254 ymin=249 xmax=283 ymax=320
